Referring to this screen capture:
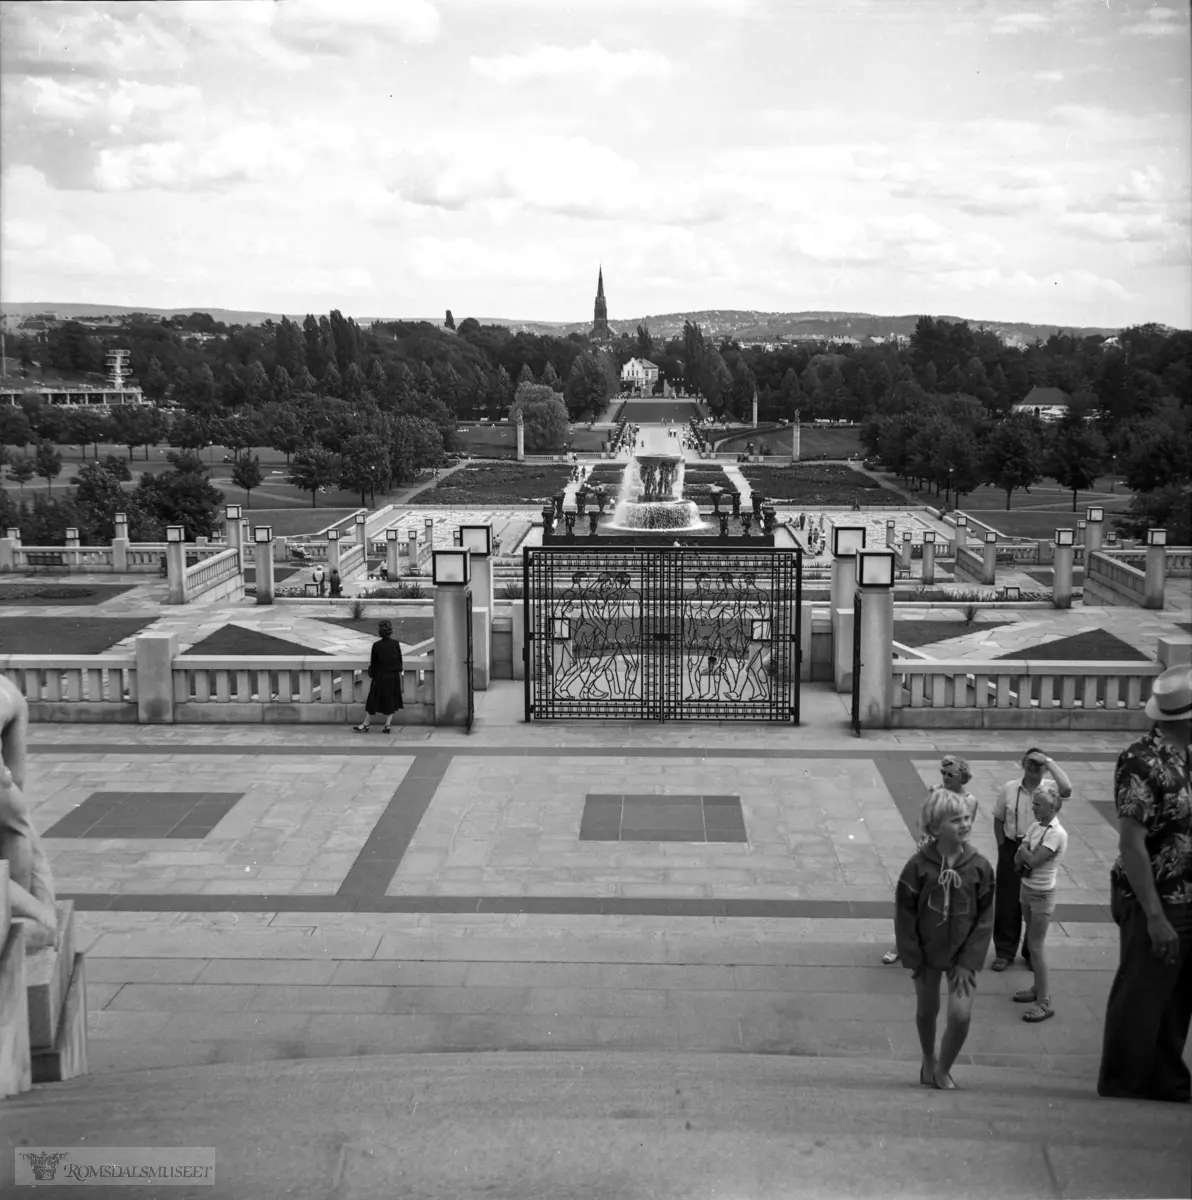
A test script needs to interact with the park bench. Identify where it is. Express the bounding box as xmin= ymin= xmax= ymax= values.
xmin=25 ymin=551 xmax=68 ymax=573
